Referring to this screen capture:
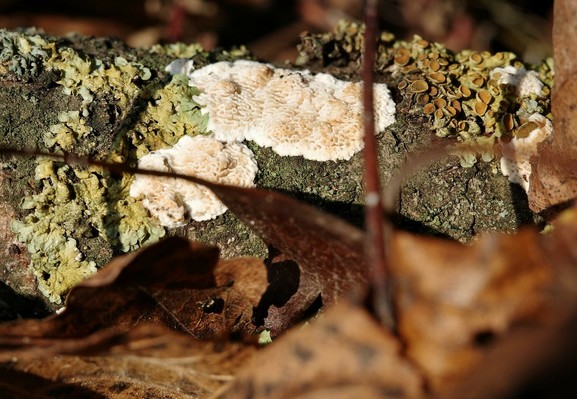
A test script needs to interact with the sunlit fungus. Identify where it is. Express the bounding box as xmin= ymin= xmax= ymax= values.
xmin=130 ymin=135 xmax=258 ymax=227
xmin=167 ymin=59 xmax=397 ymax=161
